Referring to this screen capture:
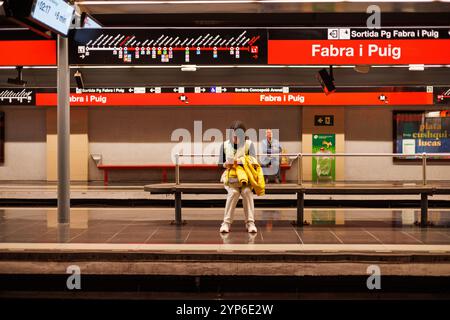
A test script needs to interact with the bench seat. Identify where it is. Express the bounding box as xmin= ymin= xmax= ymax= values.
xmin=144 ymin=182 xmax=449 ymax=227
